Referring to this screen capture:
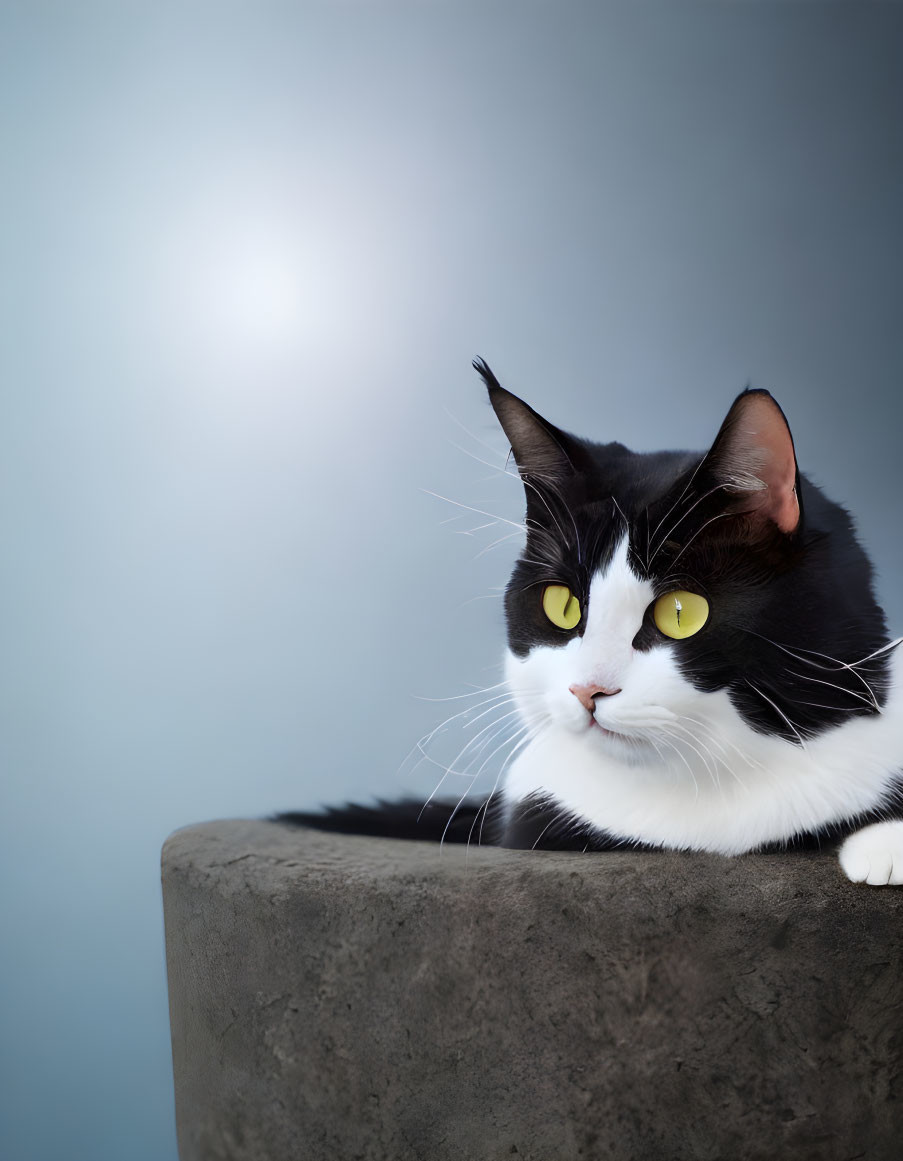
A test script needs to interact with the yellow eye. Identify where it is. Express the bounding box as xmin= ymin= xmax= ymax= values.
xmin=542 ymin=584 xmax=582 ymax=630
xmin=653 ymin=590 xmax=709 ymax=640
